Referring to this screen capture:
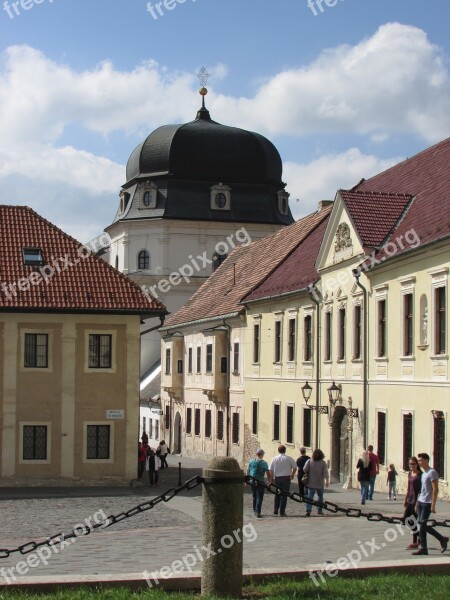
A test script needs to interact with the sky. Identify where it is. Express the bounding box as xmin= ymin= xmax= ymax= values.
xmin=0 ymin=0 xmax=449 ymax=243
